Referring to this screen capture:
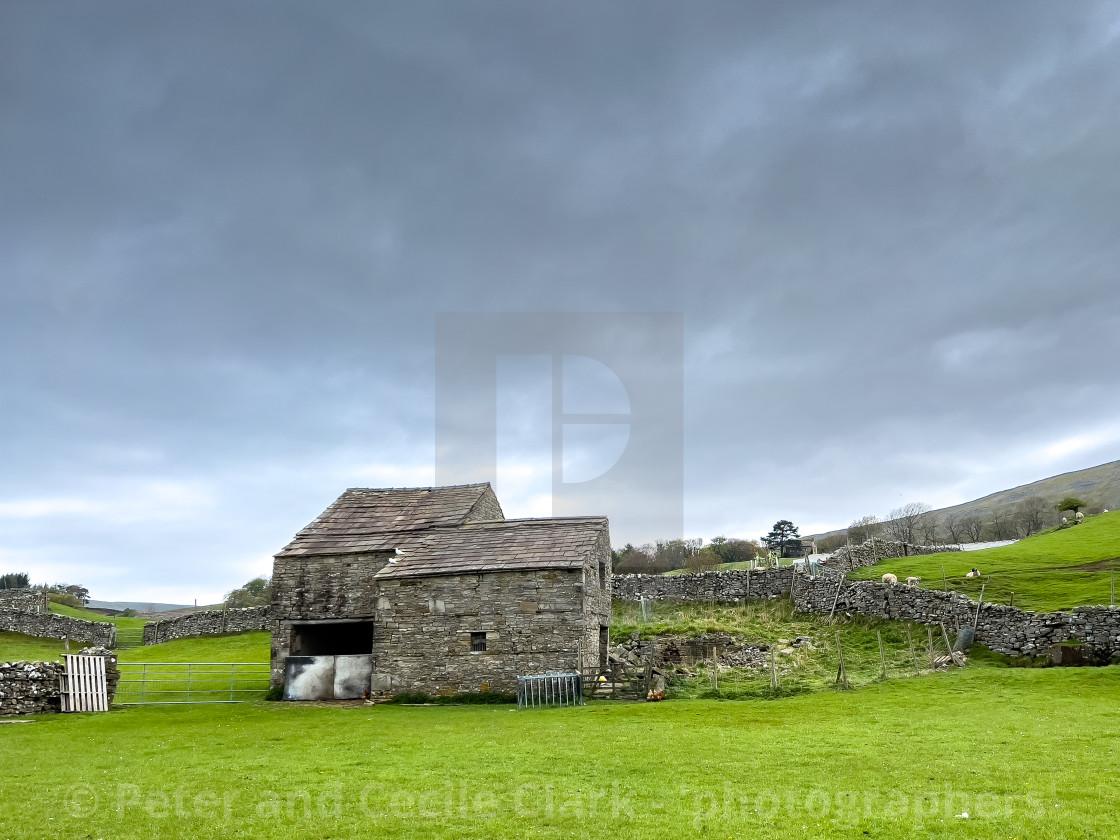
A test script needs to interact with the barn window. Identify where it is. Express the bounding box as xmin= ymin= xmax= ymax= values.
xmin=598 ymin=560 xmax=606 ymax=589
xmin=470 ymin=632 xmax=487 ymax=652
